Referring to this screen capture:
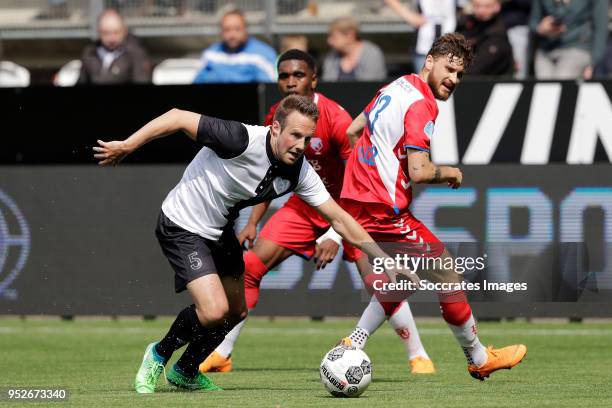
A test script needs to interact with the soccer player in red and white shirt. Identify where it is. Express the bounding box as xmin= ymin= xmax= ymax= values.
xmin=200 ymin=49 xmax=434 ymax=374
xmin=341 ymin=34 xmax=527 ymax=380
